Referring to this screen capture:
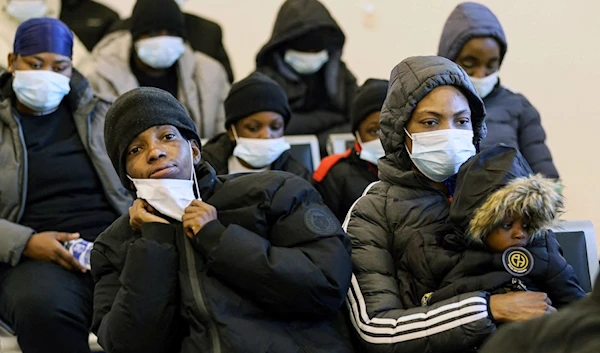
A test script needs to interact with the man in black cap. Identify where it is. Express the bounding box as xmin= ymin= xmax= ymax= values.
xmin=202 ymin=72 xmax=310 ymax=180
xmin=256 ymin=0 xmax=358 ymax=157
xmin=81 ymin=0 xmax=229 ymax=139
xmin=314 ymin=79 xmax=387 ymax=221
xmin=92 ymin=86 xmax=356 ymax=353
